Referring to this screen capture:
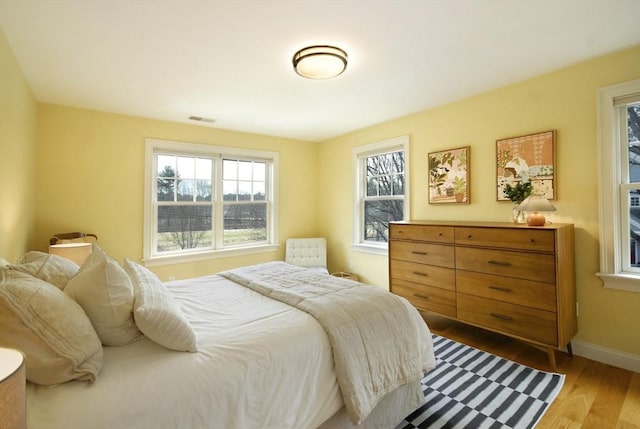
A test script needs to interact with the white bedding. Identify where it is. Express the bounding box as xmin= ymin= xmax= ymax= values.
xmin=26 ymin=270 xmax=434 ymax=429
